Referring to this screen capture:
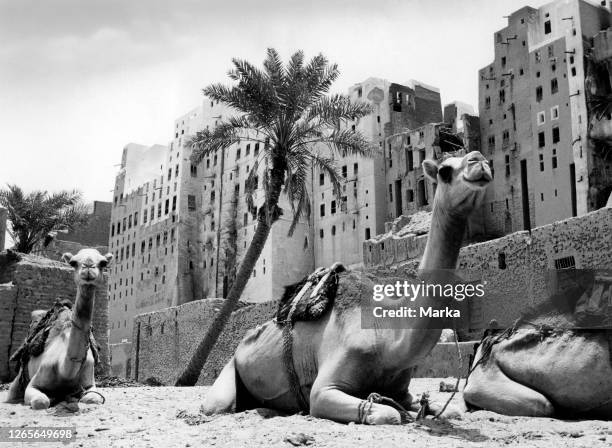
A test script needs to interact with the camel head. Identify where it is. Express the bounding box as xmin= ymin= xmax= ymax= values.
xmin=62 ymin=248 xmax=113 ymax=288
xmin=423 ymin=151 xmax=492 ymax=217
